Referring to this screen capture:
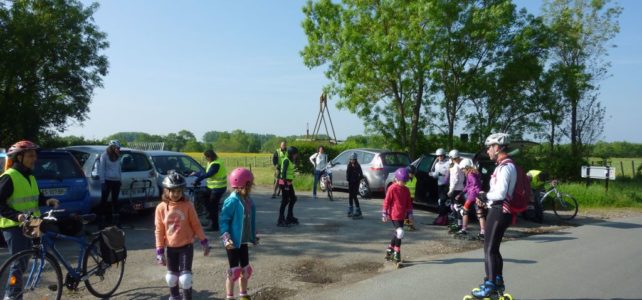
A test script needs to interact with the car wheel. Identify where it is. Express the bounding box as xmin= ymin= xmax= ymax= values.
xmin=358 ymin=178 xmax=371 ymax=199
